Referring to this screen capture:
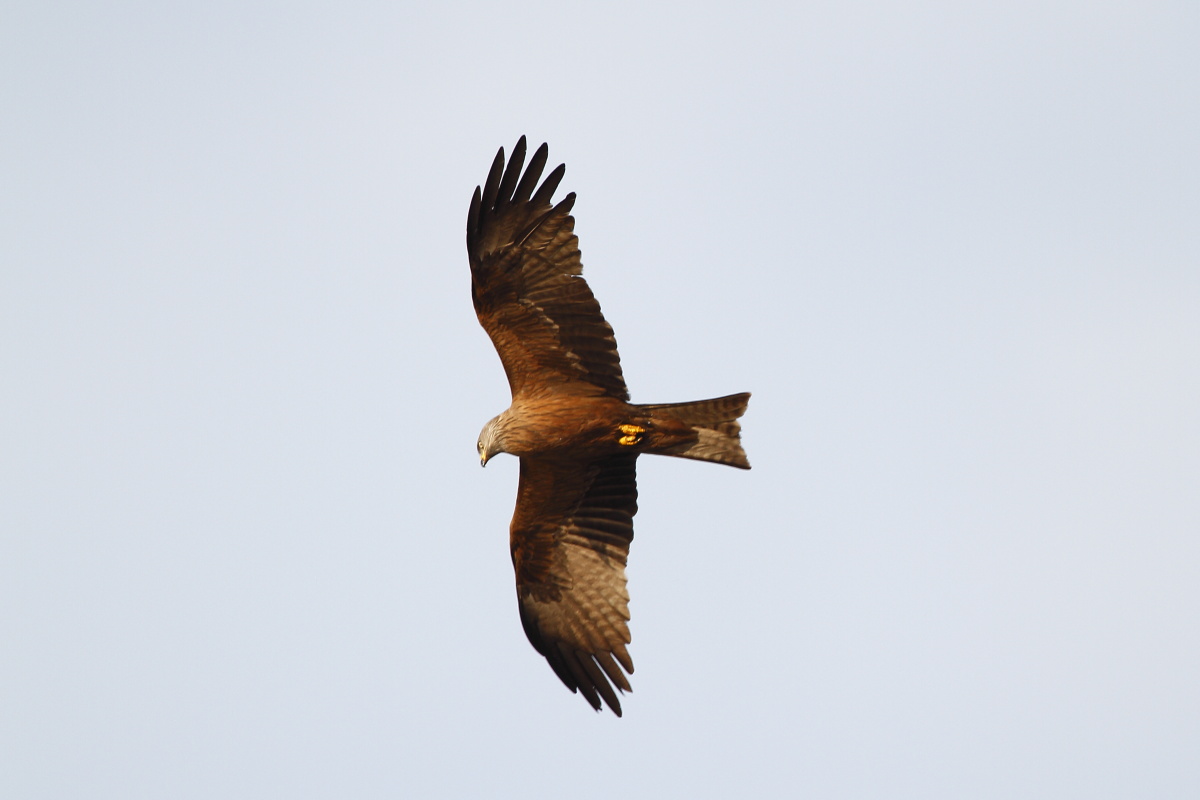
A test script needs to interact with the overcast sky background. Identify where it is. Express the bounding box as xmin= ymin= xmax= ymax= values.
xmin=3 ymin=2 xmax=1198 ymax=798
